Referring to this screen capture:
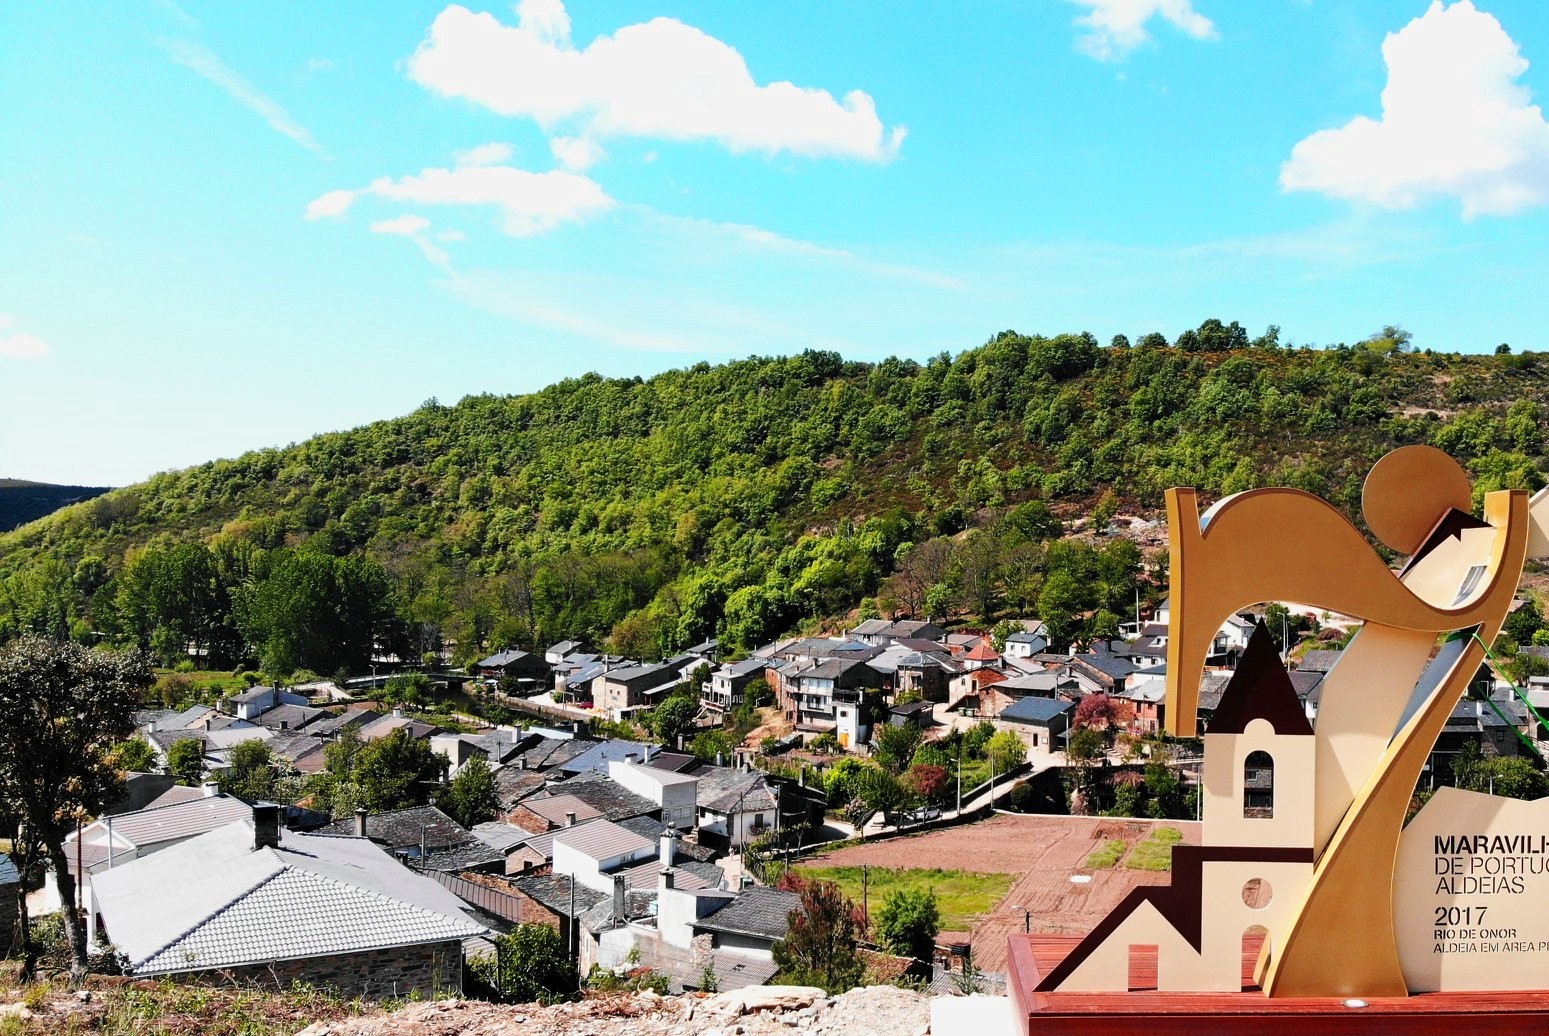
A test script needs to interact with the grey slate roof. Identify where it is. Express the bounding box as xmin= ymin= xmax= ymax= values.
xmin=303 ymin=707 xmax=381 ymax=739
xmin=510 ymin=735 xmax=593 ymax=772
xmin=254 ymin=704 xmax=327 ymax=732
xmin=0 ymin=854 xmax=18 ymax=885
xmin=556 ymin=739 xmax=656 ymax=776
xmin=695 ymin=766 xmax=777 ymax=813
xmin=414 ymin=840 xmax=509 ymax=873
xmin=511 ymin=872 xmax=607 ymax=918
xmin=320 ymin=805 xmax=470 ymax=850
xmin=693 ymin=886 xmax=800 ymax=941
xmin=91 ymin=822 xmax=486 ymax=976
xmin=532 ymin=771 xmax=658 ymax=821
xmin=1297 ymin=649 xmax=1345 ymax=674
xmin=1000 ymin=697 xmax=1074 ymax=724
xmin=471 ymin=822 xmax=532 ymax=854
